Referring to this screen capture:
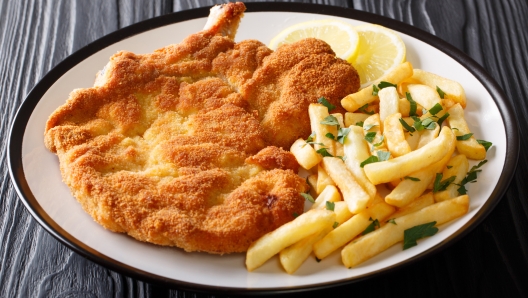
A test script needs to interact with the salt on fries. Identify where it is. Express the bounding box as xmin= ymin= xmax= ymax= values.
xmin=246 ymin=44 xmax=491 ymax=275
